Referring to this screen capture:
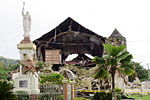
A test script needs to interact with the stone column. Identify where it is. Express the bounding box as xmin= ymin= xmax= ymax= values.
xmin=70 ymin=81 xmax=76 ymax=100
xmin=62 ymin=80 xmax=68 ymax=100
